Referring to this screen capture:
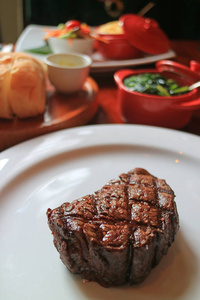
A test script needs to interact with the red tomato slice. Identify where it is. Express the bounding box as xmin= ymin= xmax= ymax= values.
xmin=65 ymin=20 xmax=81 ymax=30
